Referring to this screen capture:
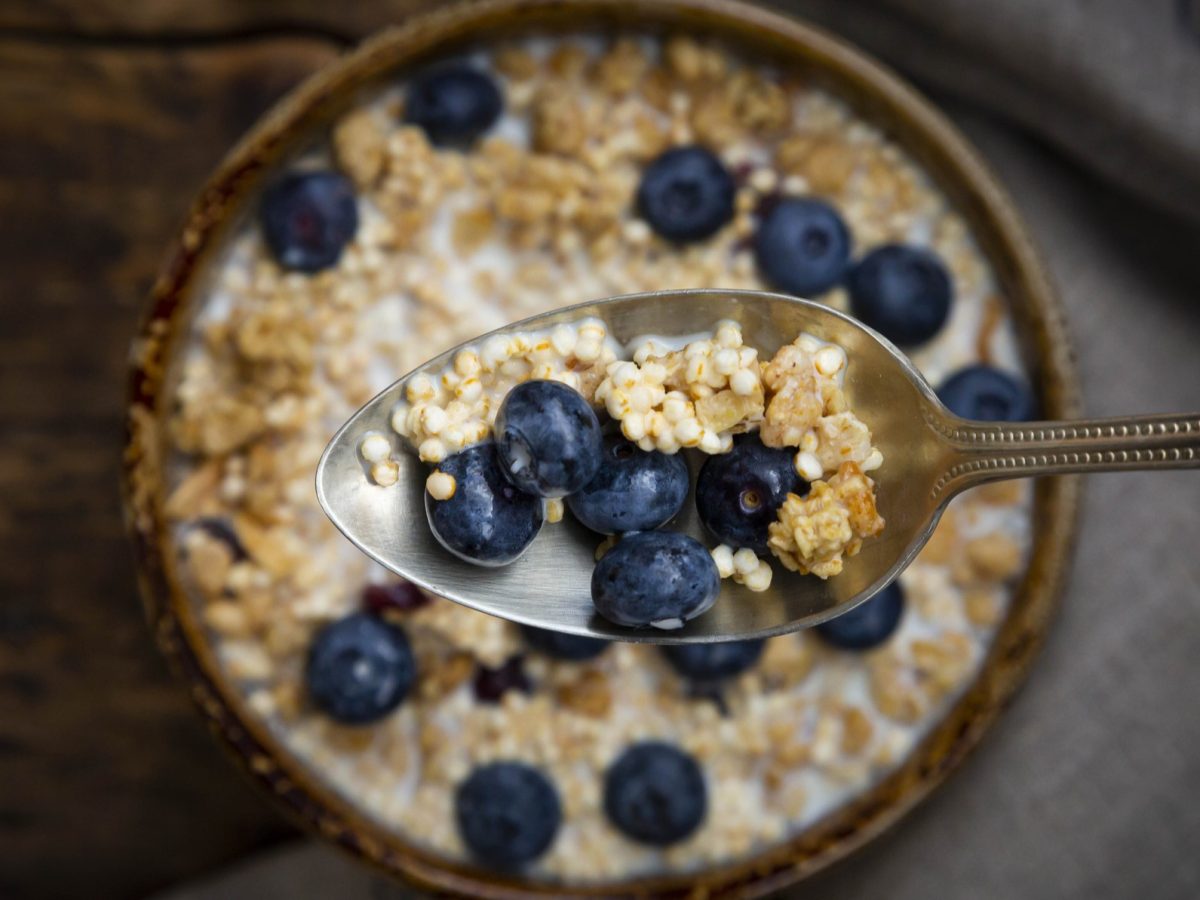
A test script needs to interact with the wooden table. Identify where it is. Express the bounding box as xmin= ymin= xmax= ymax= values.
xmin=0 ymin=5 xmax=431 ymax=898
